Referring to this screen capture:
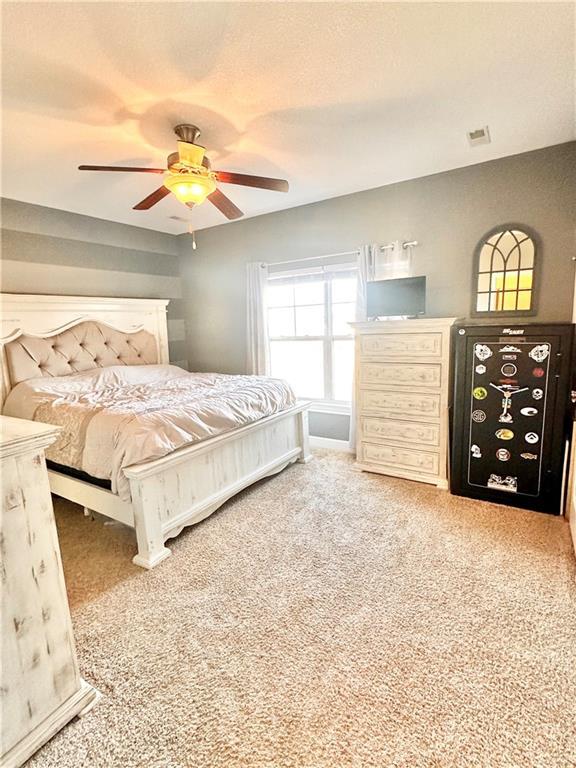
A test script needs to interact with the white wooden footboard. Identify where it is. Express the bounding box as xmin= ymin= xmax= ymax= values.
xmin=121 ymin=403 xmax=310 ymax=568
